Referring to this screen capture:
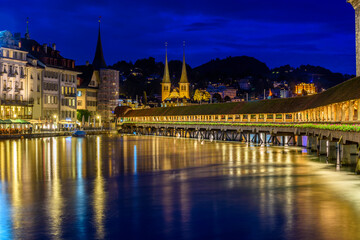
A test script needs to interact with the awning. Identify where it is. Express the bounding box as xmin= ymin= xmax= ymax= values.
xmin=11 ymin=119 xmax=31 ymax=124
xmin=0 ymin=119 xmax=31 ymax=124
